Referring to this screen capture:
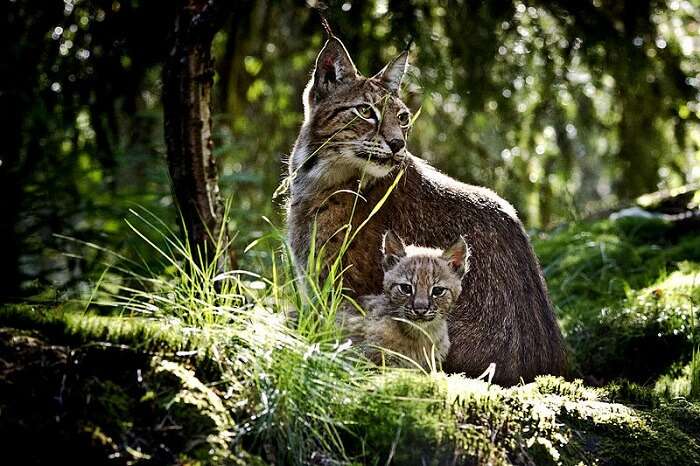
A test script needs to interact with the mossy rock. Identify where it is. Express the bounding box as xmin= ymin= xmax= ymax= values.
xmin=0 ymin=326 xmax=260 ymax=465
xmin=331 ymin=371 xmax=700 ymax=465
xmin=534 ymin=217 xmax=700 ymax=383
xmin=475 ymin=375 xmax=700 ymax=466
